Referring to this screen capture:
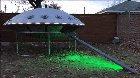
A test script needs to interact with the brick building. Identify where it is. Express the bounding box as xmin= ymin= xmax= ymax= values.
xmin=98 ymin=0 xmax=140 ymax=49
